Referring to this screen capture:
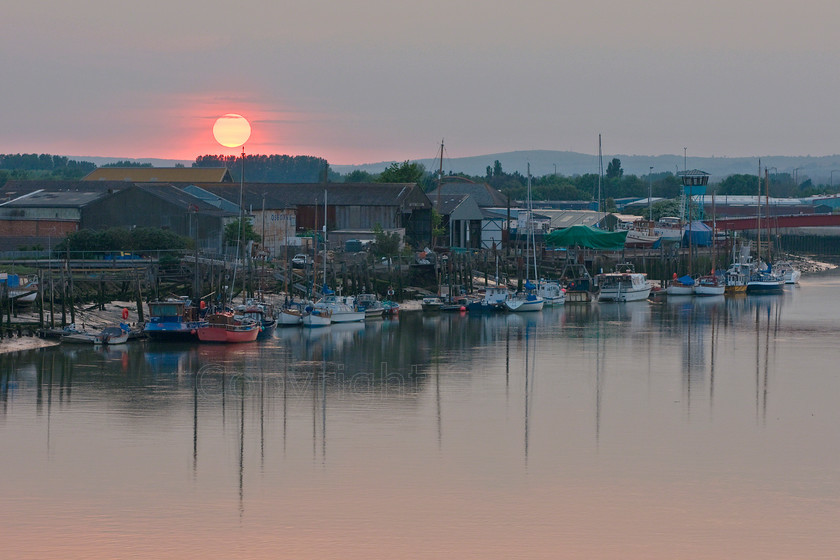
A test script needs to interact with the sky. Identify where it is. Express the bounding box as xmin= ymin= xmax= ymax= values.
xmin=3 ymin=1 xmax=840 ymax=166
